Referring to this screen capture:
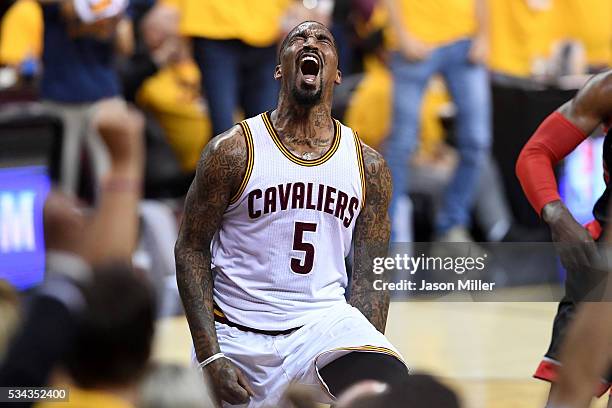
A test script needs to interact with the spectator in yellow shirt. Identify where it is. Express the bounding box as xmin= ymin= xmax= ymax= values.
xmin=487 ymin=0 xmax=557 ymax=78
xmin=384 ymin=0 xmax=491 ymax=242
xmin=137 ymin=3 xmax=211 ymax=173
xmin=0 ymin=0 xmax=43 ymax=77
xmin=488 ymin=0 xmax=611 ymax=80
xmin=558 ymin=0 xmax=611 ymax=71
xmin=180 ymin=0 xmax=290 ymax=135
